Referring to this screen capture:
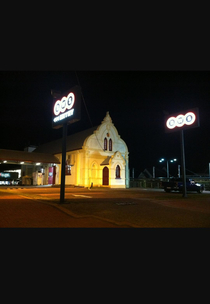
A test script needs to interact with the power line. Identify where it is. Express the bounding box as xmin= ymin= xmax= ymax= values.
xmin=74 ymin=71 xmax=93 ymax=127
xmin=74 ymin=71 xmax=107 ymax=152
